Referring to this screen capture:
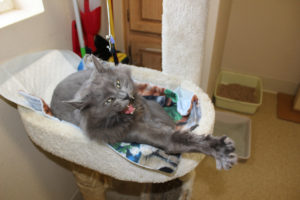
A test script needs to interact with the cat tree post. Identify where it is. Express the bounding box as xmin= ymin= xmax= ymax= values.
xmin=162 ymin=0 xmax=208 ymax=86
xmin=71 ymin=164 xmax=109 ymax=200
xmin=71 ymin=163 xmax=196 ymax=200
